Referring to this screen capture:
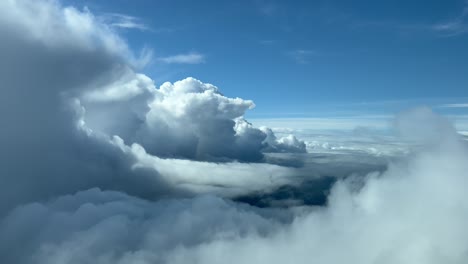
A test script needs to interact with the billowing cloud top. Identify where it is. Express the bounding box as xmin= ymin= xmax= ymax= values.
xmin=81 ymin=69 xmax=306 ymax=162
